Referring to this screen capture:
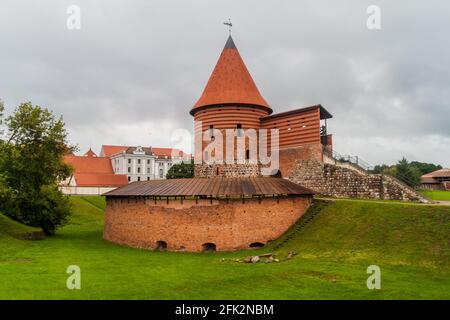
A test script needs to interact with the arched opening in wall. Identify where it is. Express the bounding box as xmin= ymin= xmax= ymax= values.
xmin=202 ymin=243 xmax=216 ymax=252
xmin=249 ymin=242 xmax=265 ymax=249
xmin=272 ymin=170 xmax=282 ymax=178
xmin=216 ymin=167 xmax=219 ymax=176
xmin=155 ymin=240 xmax=167 ymax=251
xmin=245 ymin=149 xmax=250 ymax=160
